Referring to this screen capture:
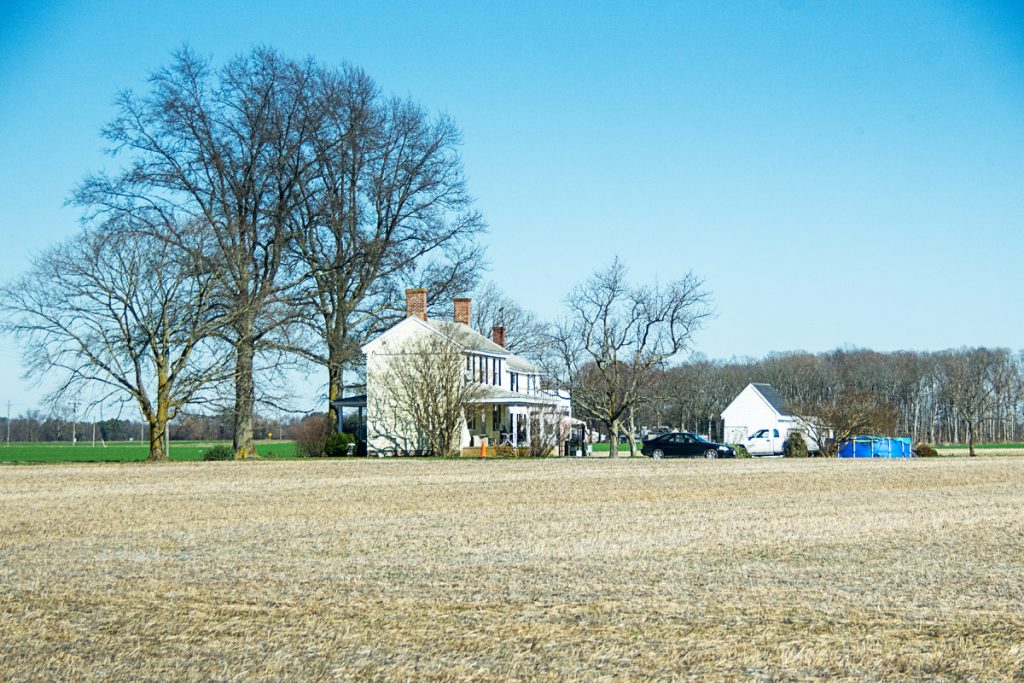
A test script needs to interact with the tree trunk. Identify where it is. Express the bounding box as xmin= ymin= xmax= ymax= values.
xmin=626 ymin=408 xmax=638 ymax=457
xmin=608 ymin=418 xmax=620 ymax=457
xmin=327 ymin=357 xmax=343 ymax=435
xmin=967 ymin=417 xmax=976 ymax=457
xmin=233 ymin=337 xmax=257 ymax=459
xmin=147 ymin=415 xmax=167 ymax=462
